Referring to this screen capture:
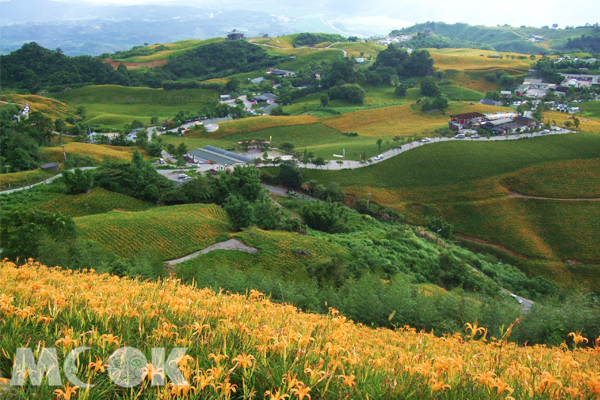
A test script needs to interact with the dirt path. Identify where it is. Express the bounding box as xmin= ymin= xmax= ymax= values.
xmin=508 ymin=190 xmax=600 ymax=201
xmin=454 ymin=233 xmax=530 ymax=260
xmin=165 ymin=238 xmax=258 ymax=266
xmin=104 ymin=58 xmax=168 ymax=70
